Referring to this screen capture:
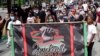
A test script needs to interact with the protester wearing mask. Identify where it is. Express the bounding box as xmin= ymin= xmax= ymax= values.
xmin=96 ymin=5 xmax=100 ymax=41
xmin=27 ymin=12 xmax=35 ymax=23
xmin=56 ymin=10 xmax=64 ymax=23
xmin=7 ymin=13 xmax=15 ymax=48
xmin=68 ymin=9 xmax=79 ymax=21
xmin=33 ymin=8 xmax=39 ymax=16
xmin=45 ymin=10 xmax=55 ymax=23
xmin=14 ymin=13 xmax=21 ymax=24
